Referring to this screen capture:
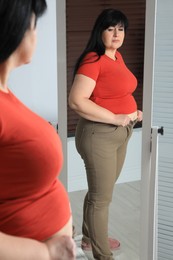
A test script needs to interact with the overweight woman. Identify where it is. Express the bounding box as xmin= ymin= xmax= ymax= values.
xmin=0 ymin=1 xmax=75 ymax=259
xmin=69 ymin=8 xmax=142 ymax=260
